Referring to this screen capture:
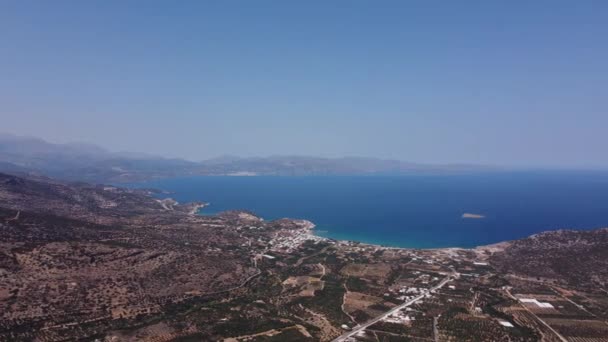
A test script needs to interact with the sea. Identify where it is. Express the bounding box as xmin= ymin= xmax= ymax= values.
xmin=128 ymin=171 xmax=608 ymax=249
